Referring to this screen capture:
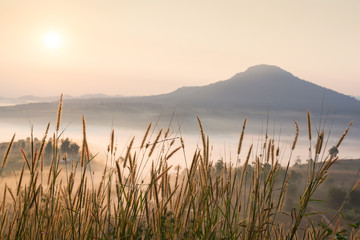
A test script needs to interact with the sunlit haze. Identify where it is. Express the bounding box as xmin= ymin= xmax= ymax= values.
xmin=43 ymin=32 xmax=62 ymax=49
xmin=0 ymin=0 xmax=359 ymax=98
